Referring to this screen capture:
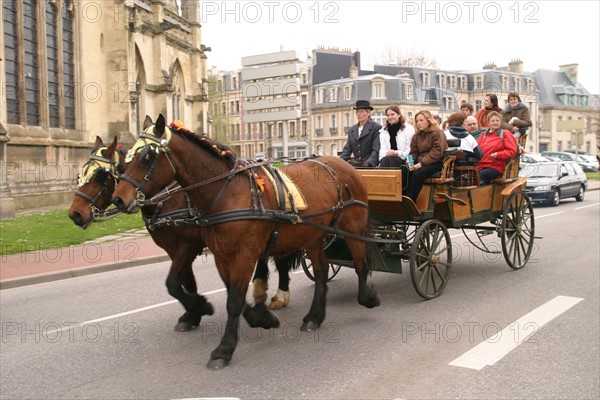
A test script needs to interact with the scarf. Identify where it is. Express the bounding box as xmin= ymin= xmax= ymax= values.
xmin=387 ymin=122 xmax=401 ymax=150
